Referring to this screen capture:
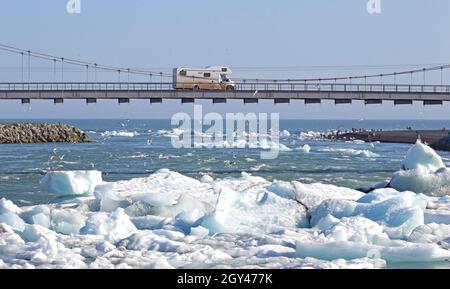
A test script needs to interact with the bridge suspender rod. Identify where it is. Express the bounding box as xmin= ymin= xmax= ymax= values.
xmin=20 ymin=52 xmax=24 ymax=82
xmin=27 ymin=50 xmax=30 ymax=82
